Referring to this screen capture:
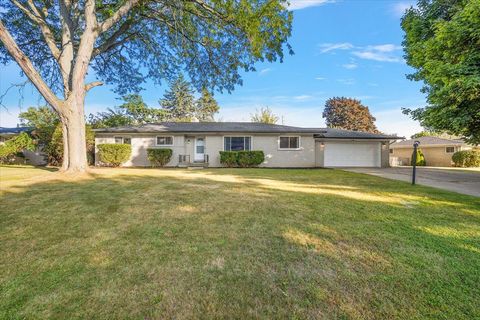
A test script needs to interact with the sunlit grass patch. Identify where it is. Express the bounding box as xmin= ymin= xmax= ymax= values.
xmin=0 ymin=166 xmax=479 ymax=319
